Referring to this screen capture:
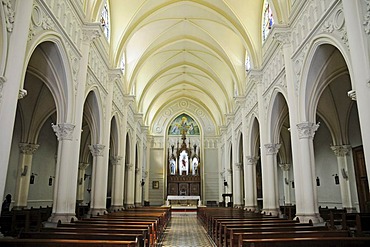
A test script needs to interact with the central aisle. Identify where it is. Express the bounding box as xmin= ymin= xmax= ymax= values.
xmin=160 ymin=215 xmax=216 ymax=247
